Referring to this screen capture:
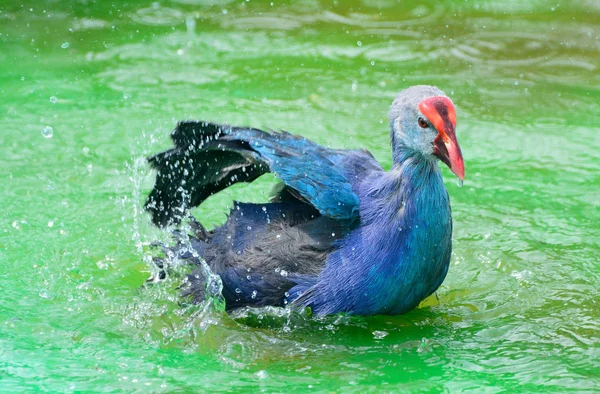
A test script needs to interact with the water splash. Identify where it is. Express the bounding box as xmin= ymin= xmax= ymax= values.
xmin=417 ymin=337 xmax=431 ymax=353
xmin=456 ymin=177 xmax=463 ymax=187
